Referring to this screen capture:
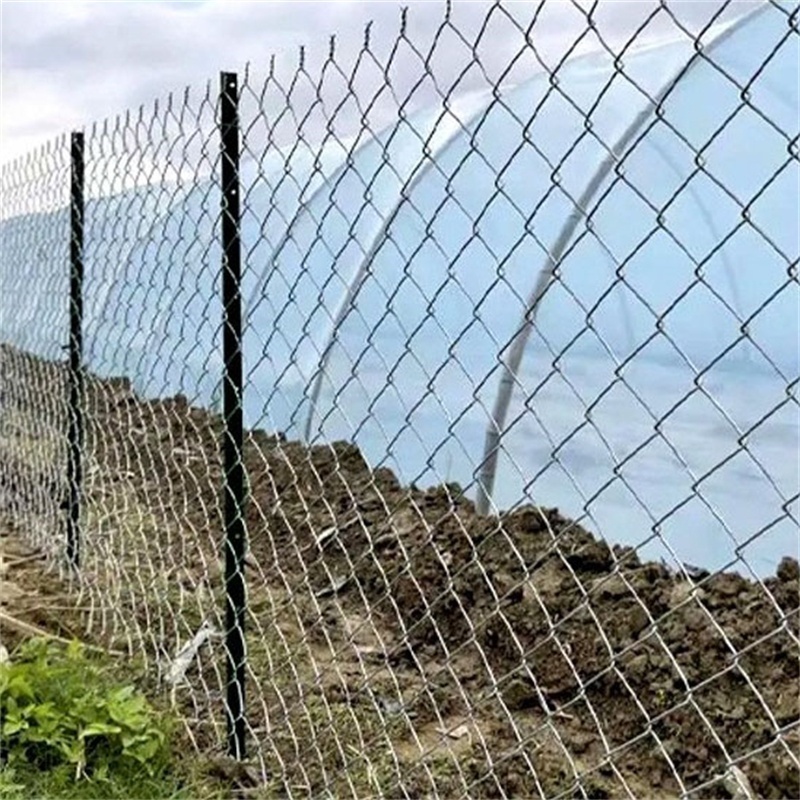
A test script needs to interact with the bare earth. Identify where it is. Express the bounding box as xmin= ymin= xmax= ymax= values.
xmin=1 ymin=345 xmax=798 ymax=798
